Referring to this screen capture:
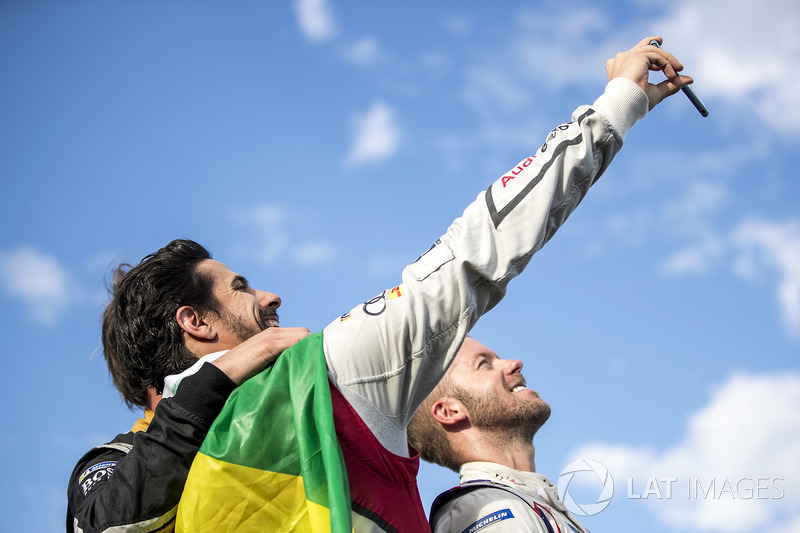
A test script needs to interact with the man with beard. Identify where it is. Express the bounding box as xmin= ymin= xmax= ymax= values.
xmin=67 ymin=241 xmax=312 ymax=532
xmin=408 ymin=338 xmax=586 ymax=533
xmin=68 ymin=37 xmax=691 ymax=532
